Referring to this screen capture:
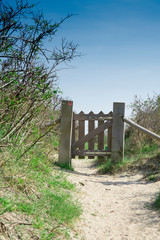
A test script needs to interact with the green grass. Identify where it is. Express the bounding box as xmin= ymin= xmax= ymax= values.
xmin=153 ymin=192 xmax=160 ymax=210
xmin=55 ymin=162 xmax=74 ymax=171
xmin=0 ymin=145 xmax=81 ymax=239
xmin=97 ymin=142 xmax=160 ymax=175
xmin=97 ymin=156 xmax=136 ymax=174
xmin=96 ymin=141 xmax=160 ymax=214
